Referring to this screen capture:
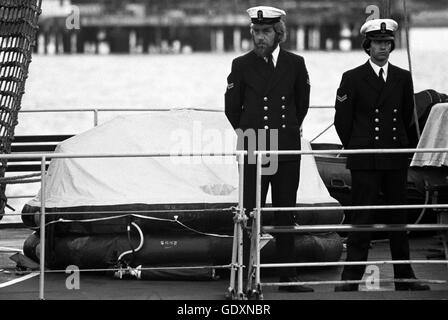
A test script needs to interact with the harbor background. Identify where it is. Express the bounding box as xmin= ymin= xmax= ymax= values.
xmin=18 ymin=0 xmax=448 ymax=140
xmin=2 ymin=0 xmax=448 ymax=223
